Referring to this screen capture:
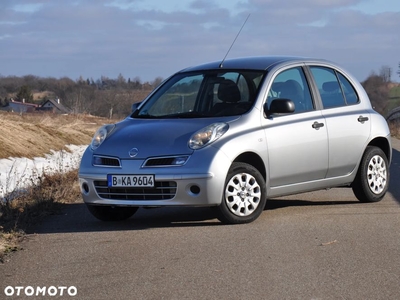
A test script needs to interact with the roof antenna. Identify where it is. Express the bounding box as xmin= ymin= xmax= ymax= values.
xmin=219 ymin=14 xmax=250 ymax=68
